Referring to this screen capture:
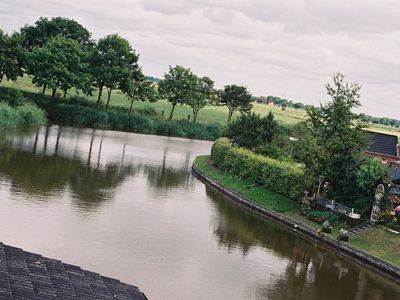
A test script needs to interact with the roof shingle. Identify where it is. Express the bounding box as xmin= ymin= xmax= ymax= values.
xmin=0 ymin=243 xmax=147 ymax=300
xmin=366 ymin=131 xmax=399 ymax=158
